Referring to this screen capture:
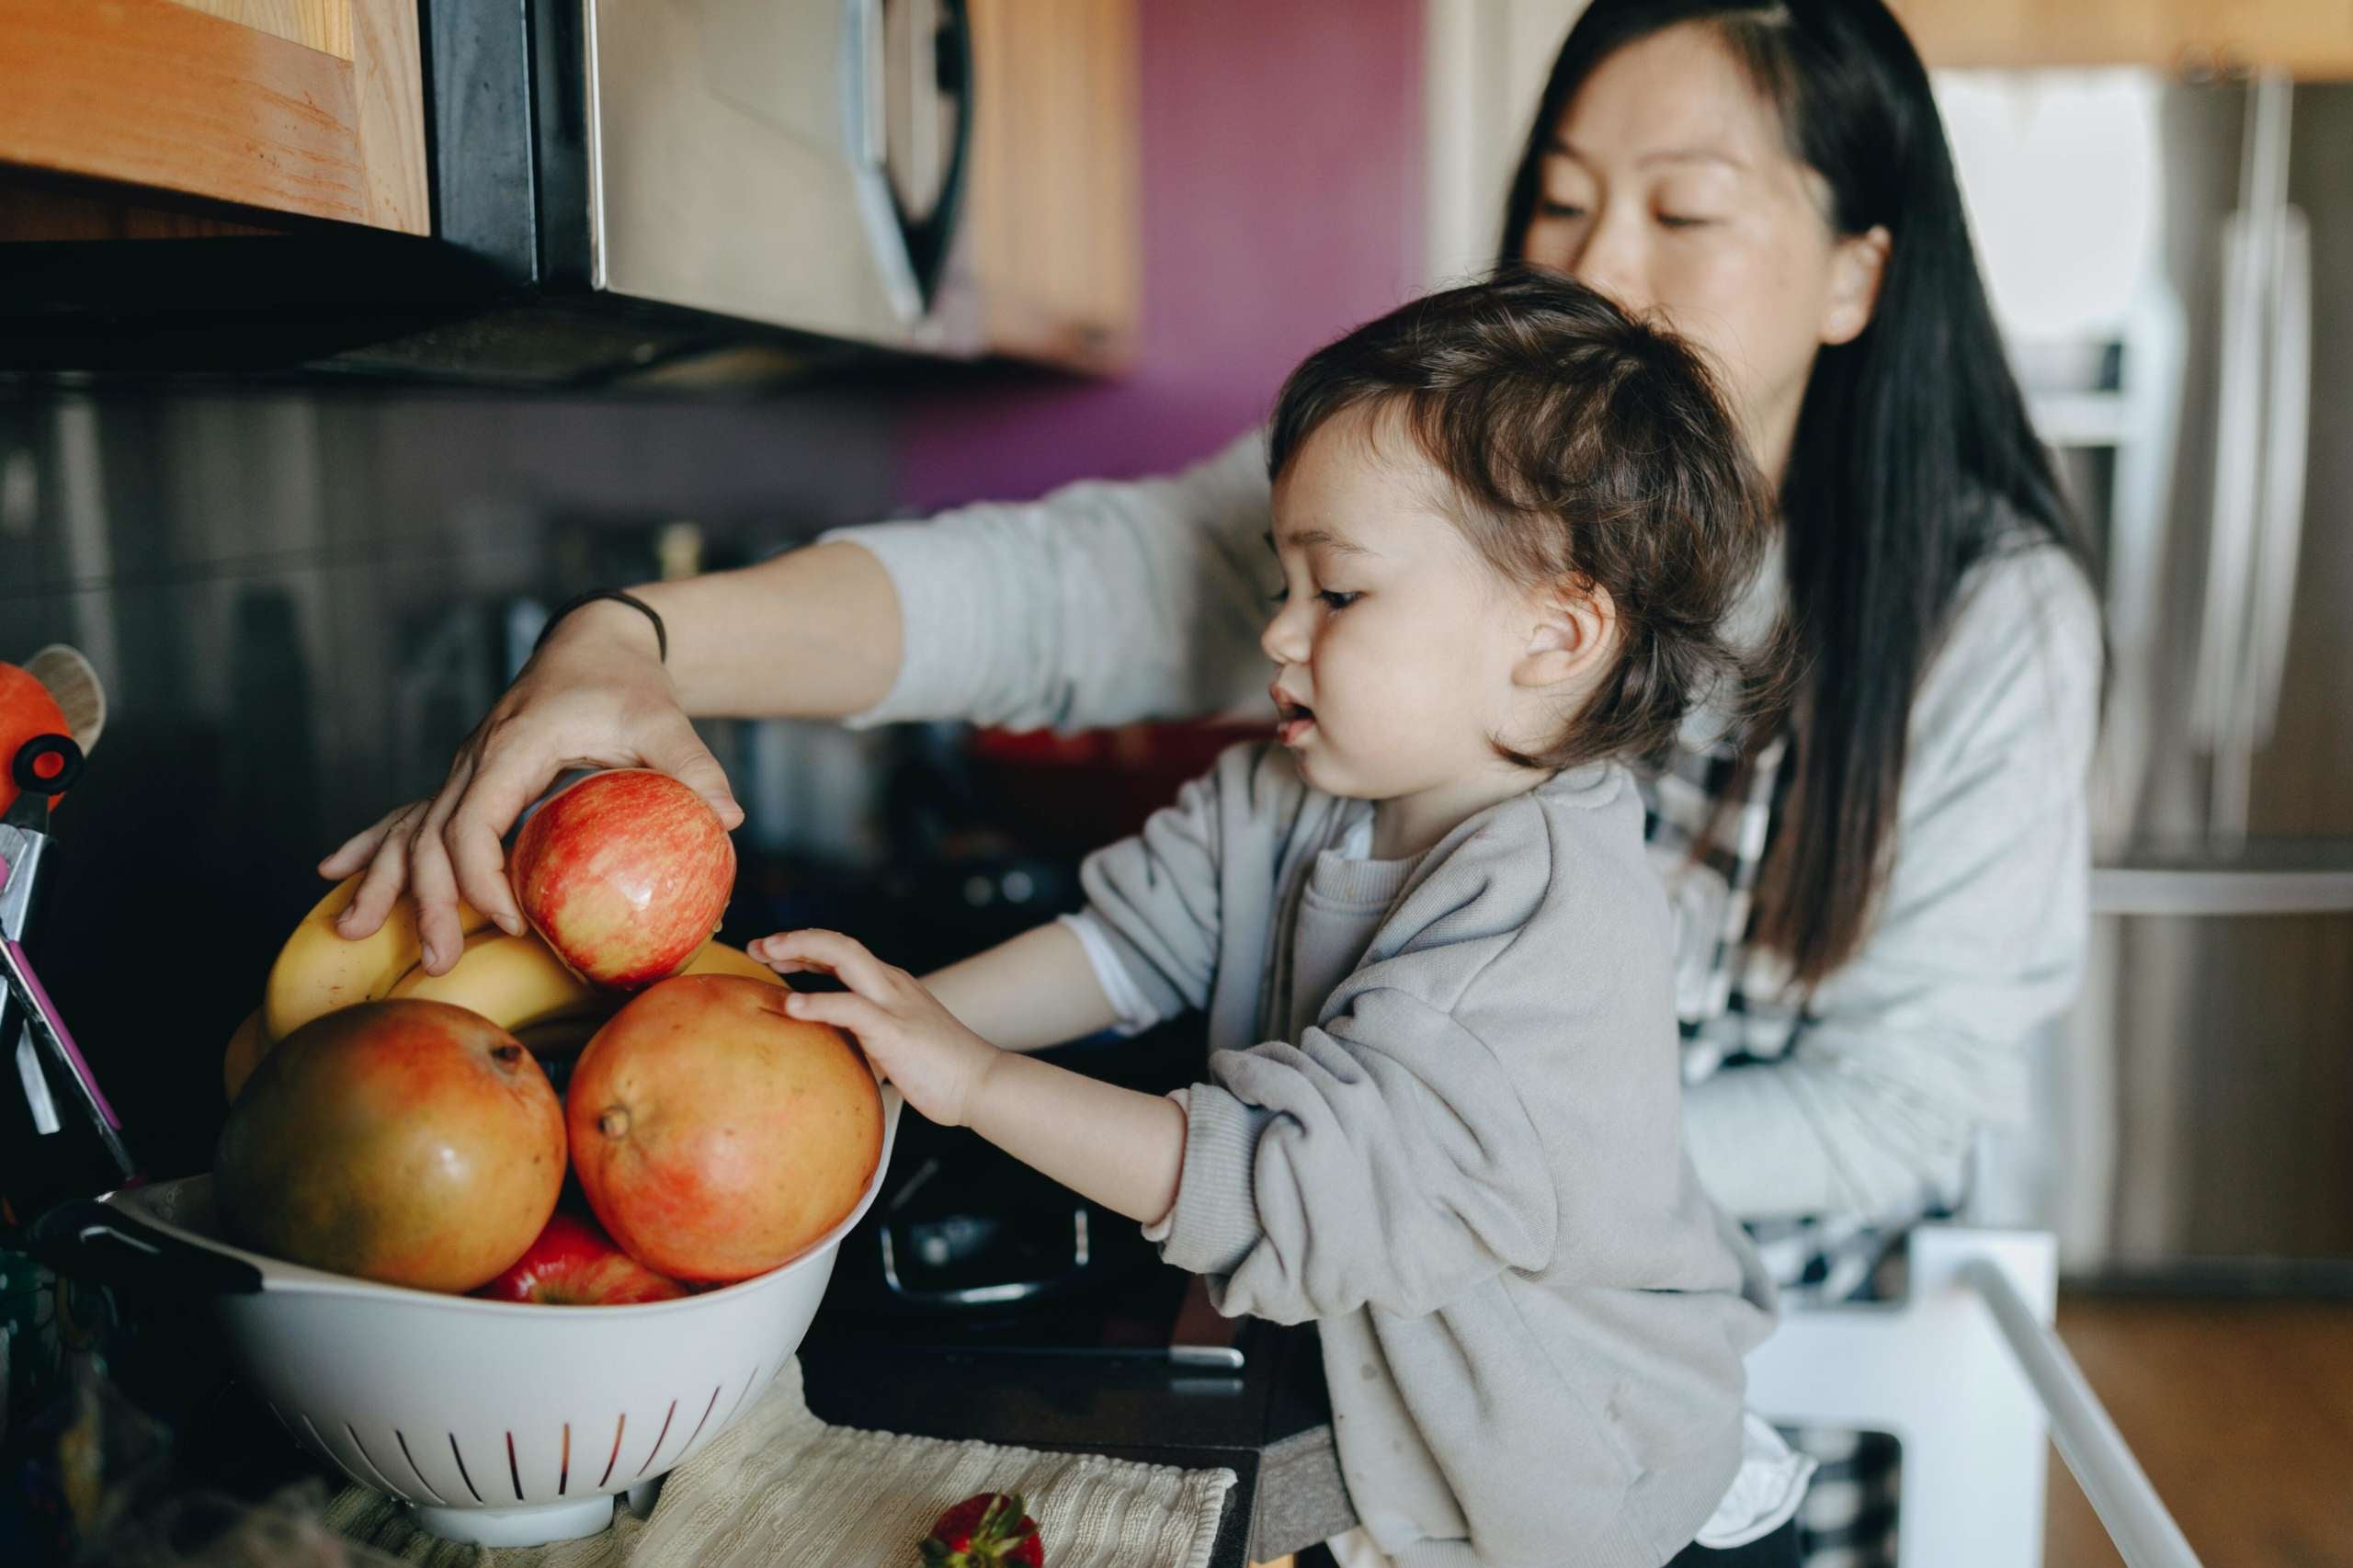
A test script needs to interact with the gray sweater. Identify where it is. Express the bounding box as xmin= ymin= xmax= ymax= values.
xmin=826 ymin=429 xmax=2102 ymax=1223
xmin=1078 ymin=743 xmax=1775 ymax=1568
